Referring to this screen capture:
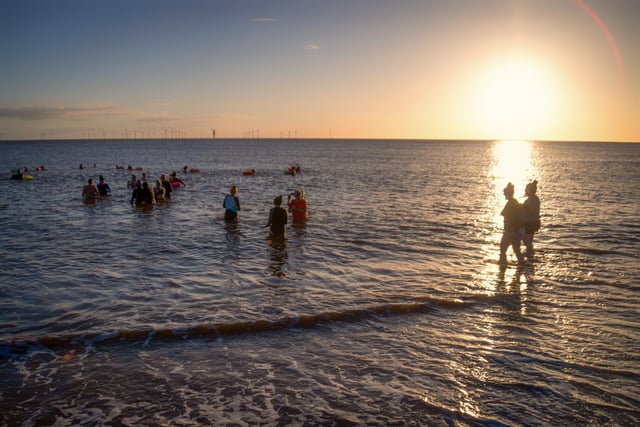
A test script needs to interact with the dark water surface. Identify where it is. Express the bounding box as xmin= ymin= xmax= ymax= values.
xmin=1 ymin=139 xmax=639 ymax=425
